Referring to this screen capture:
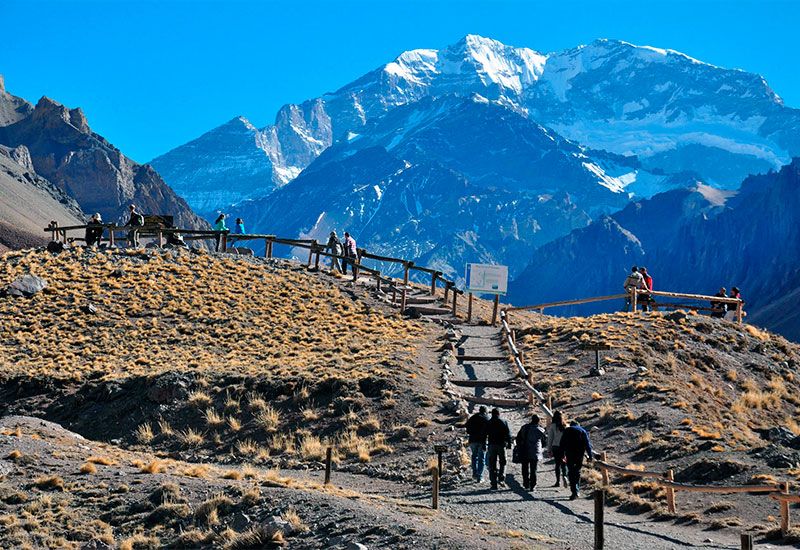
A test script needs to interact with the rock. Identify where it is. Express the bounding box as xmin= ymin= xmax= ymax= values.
xmin=589 ymin=366 xmax=605 ymax=376
xmin=46 ymin=240 xmax=65 ymax=254
xmin=760 ymin=427 xmax=797 ymax=445
xmin=5 ymin=275 xmax=48 ymax=297
xmin=80 ymin=540 xmax=114 ymax=550
xmin=665 ymin=310 xmax=688 ymax=323
xmin=81 ymin=303 xmax=97 ymax=315
xmin=637 ymin=366 xmax=648 ymax=374
xmin=111 ymin=268 xmax=126 ymax=278
xmin=147 ymin=372 xmax=192 ymax=403
xmin=346 ymin=543 xmax=369 ymax=550
xmin=234 ymin=247 xmax=254 ymax=256
xmin=443 ymin=399 xmax=461 ymax=414
xmin=675 ymin=458 xmax=749 ymax=483
xmin=264 ymin=515 xmax=293 ymax=534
